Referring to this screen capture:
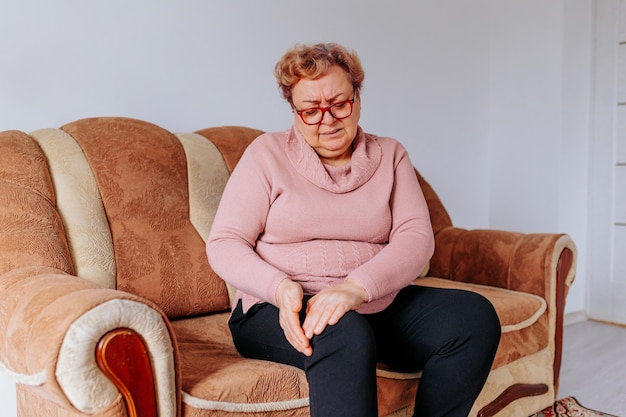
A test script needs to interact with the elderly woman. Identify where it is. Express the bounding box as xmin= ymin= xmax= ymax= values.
xmin=206 ymin=42 xmax=500 ymax=417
